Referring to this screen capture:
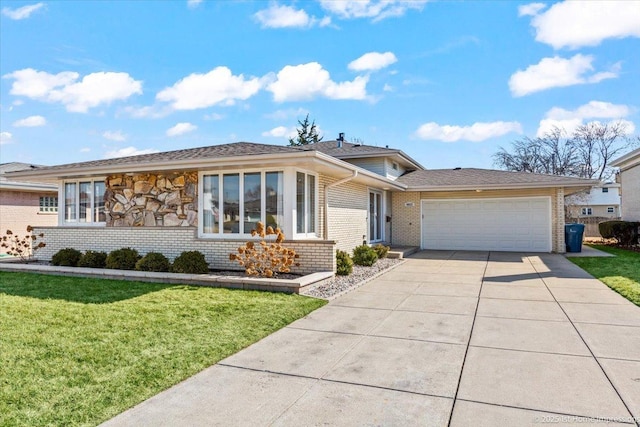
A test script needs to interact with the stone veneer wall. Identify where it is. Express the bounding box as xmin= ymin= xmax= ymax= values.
xmin=105 ymin=172 xmax=197 ymax=227
xmin=33 ymin=226 xmax=336 ymax=275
